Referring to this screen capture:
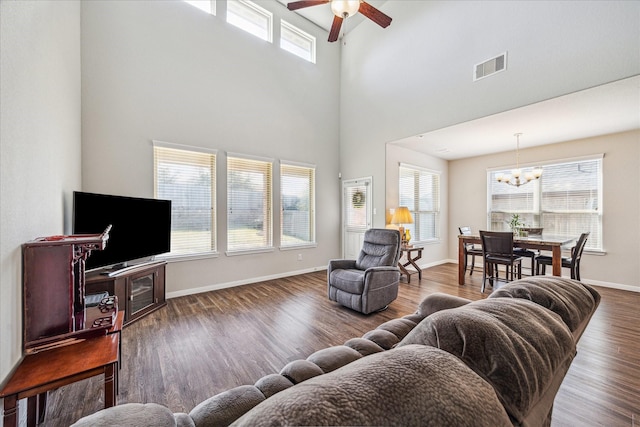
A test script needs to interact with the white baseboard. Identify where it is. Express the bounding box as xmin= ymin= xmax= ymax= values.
xmin=166 ymin=265 xmax=328 ymax=299
xmin=168 ymin=260 xmax=639 ymax=299
xmin=446 ymin=258 xmax=640 ymax=293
